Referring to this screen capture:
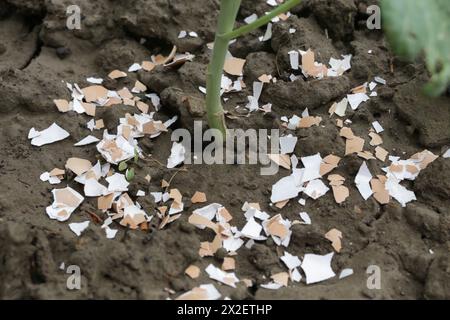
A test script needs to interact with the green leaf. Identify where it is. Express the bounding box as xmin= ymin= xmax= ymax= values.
xmin=118 ymin=161 xmax=128 ymax=171
xmin=126 ymin=168 xmax=135 ymax=181
xmin=381 ymin=0 xmax=450 ymax=96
